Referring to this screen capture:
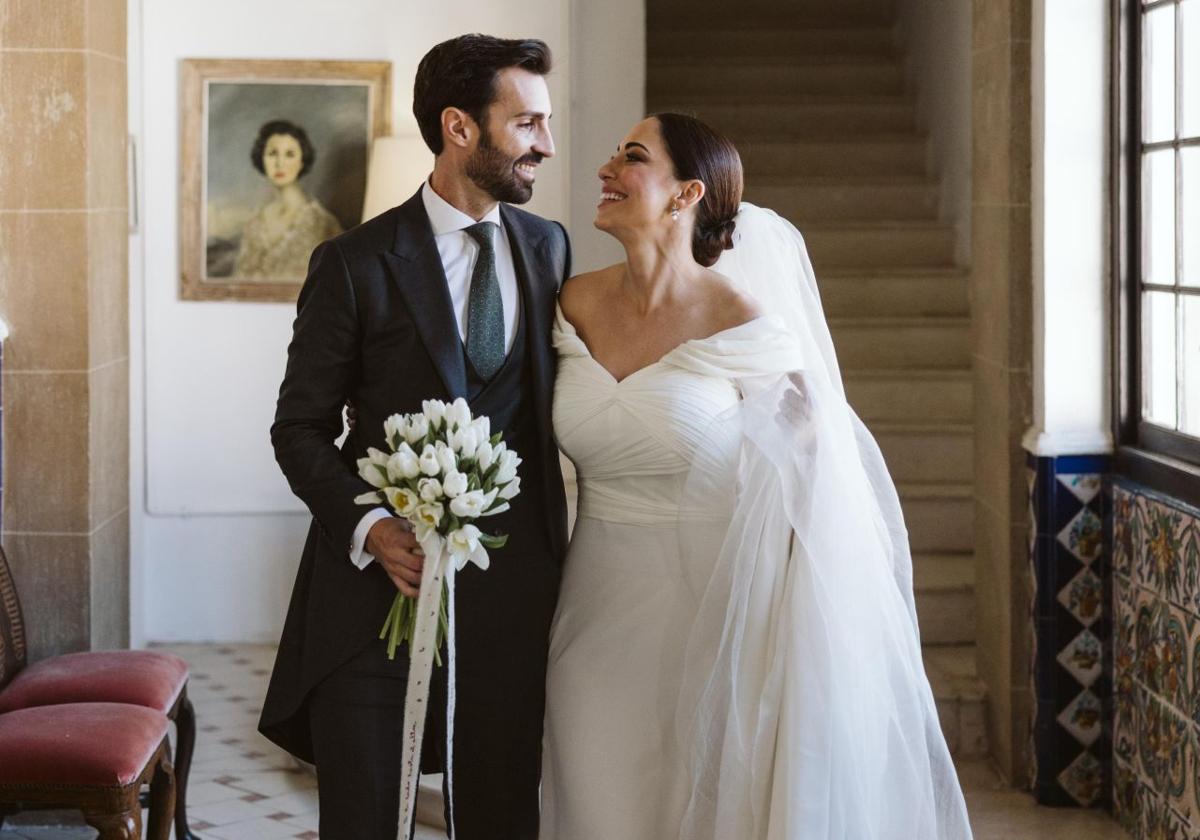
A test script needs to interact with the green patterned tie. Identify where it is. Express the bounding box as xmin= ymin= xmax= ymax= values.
xmin=464 ymin=222 xmax=506 ymax=379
